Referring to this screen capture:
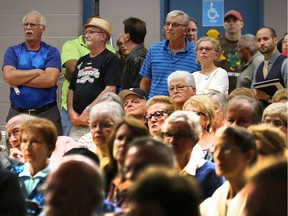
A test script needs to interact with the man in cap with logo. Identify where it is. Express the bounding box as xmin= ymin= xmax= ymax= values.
xmin=119 ymin=88 xmax=147 ymax=124
xmin=67 ymin=17 xmax=122 ymax=141
xmin=218 ymin=9 xmax=244 ymax=93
